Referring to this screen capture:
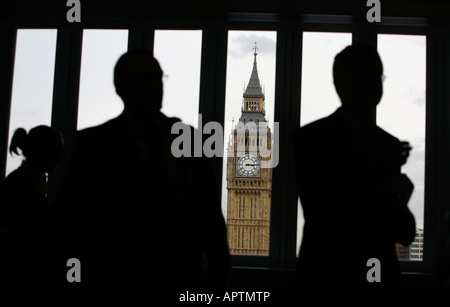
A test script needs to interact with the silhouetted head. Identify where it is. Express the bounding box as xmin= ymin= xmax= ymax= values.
xmin=10 ymin=126 xmax=64 ymax=173
xmin=114 ymin=49 xmax=163 ymax=117
xmin=333 ymin=44 xmax=383 ymax=114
